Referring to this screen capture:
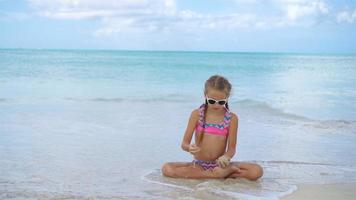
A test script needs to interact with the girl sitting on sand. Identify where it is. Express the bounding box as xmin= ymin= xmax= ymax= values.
xmin=162 ymin=75 xmax=263 ymax=180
